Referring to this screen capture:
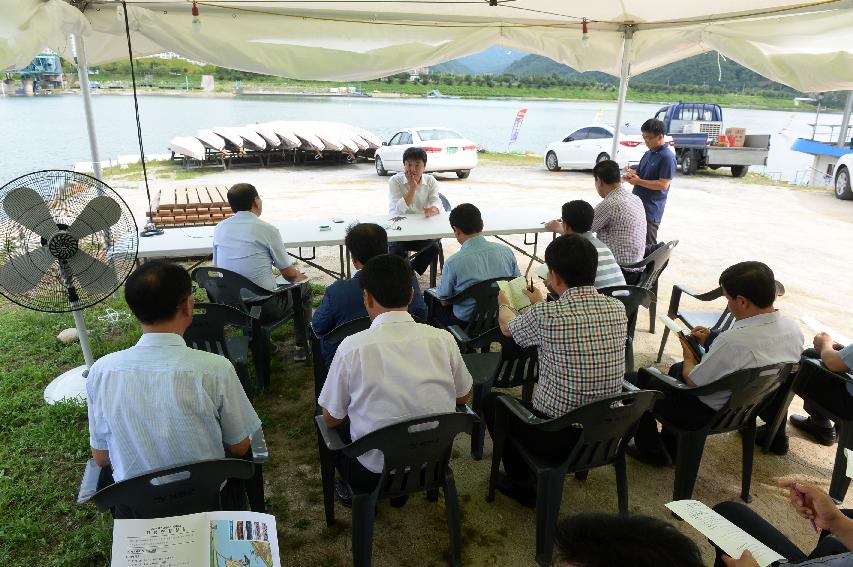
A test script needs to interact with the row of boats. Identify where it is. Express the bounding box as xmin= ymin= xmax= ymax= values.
xmin=168 ymin=121 xmax=384 ymax=162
